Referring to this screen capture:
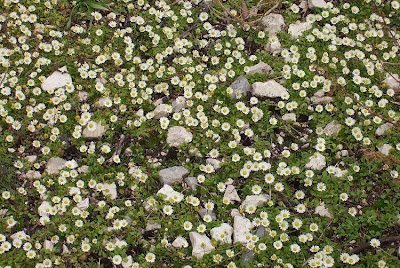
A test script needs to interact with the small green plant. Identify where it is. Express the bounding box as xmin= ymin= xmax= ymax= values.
xmin=66 ymin=0 xmax=111 ymax=28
